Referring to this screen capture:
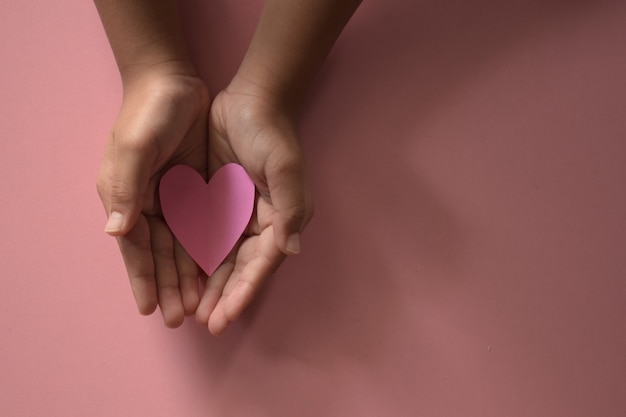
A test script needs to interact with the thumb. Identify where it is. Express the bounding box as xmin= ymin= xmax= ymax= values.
xmin=267 ymin=153 xmax=313 ymax=256
xmin=98 ymin=143 xmax=156 ymax=236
